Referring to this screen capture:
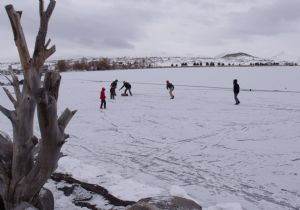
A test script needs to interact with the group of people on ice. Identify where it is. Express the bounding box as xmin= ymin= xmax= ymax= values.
xmin=99 ymin=80 xmax=175 ymax=109
xmin=100 ymin=79 xmax=240 ymax=109
xmin=109 ymin=80 xmax=132 ymax=98
xmin=100 ymin=80 xmax=134 ymax=109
